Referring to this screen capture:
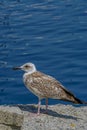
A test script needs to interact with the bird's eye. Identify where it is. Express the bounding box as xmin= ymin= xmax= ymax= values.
xmin=25 ymin=65 xmax=29 ymax=68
